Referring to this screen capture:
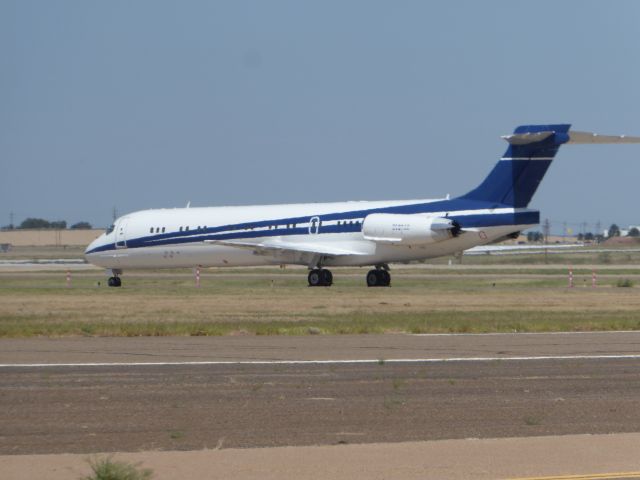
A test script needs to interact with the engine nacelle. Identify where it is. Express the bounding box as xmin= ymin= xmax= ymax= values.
xmin=362 ymin=214 xmax=459 ymax=245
